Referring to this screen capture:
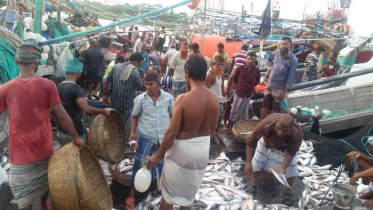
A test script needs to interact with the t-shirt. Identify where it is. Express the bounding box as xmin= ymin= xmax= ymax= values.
xmin=170 ymin=51 xmax=187 ymax=81
xmin=233 ymin=50 xmax=248 ymax=67
xmin=99 ymin=37 xmax=111 ymax=48
xmin=116 ymin=51 xmax=127 ymax=60
xmin=165 ymin=49 xmax=177 ymax=64
xmin=57 ymin=82 xmax=85 ymax=136
xmin=0 ymin=76 xmax=61 ymax=164
xmin=148 ymin=53 xmax=160 ymax=65
xmin=131 ymin=31 xmax=139 ymax=43
xmin=213 ymin=51 xmax=230 ymax=65
xmin=104 ymin=61 xmax=116 ymax=79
